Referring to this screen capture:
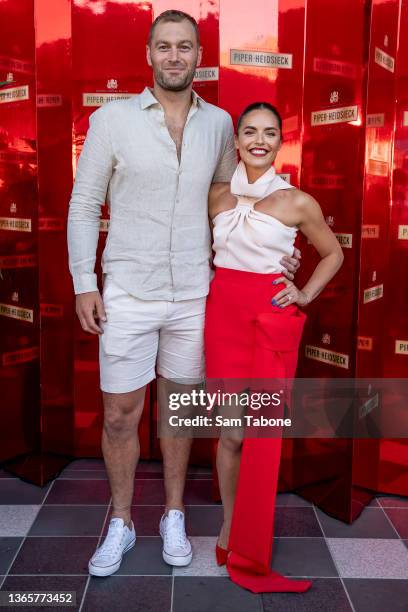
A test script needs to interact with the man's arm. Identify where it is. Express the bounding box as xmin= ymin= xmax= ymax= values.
xmin=212 ymin=113 xmax=237 ymax=184
xmin=67 ymin=107 xmax=113 ymax=334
